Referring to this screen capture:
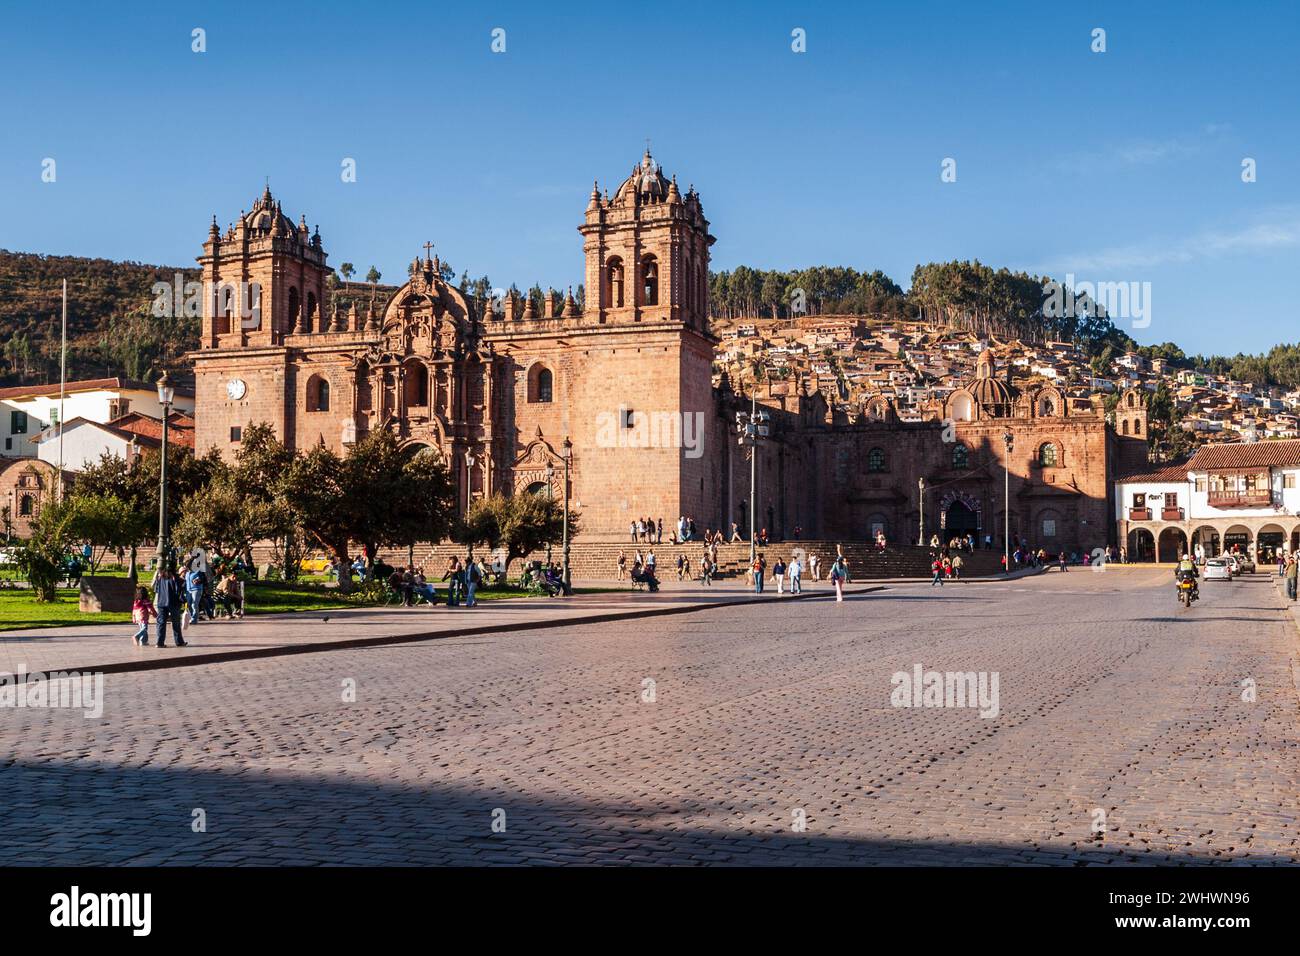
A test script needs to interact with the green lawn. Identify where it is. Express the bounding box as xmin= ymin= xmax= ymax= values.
xmin=0 ymin=589 xmax=130 ymax=631
xmin=0 ymin=581 xmax=622 ymax=630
